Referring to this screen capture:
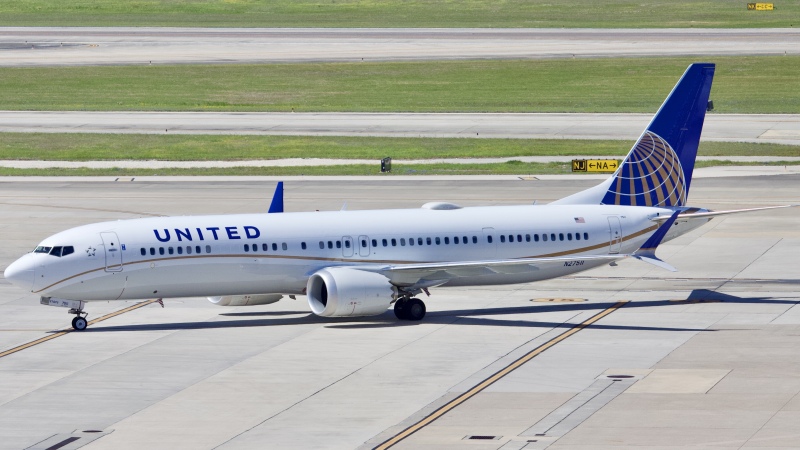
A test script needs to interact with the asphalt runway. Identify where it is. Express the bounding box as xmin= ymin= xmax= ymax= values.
xmin=0 ymin=175 xmax=799 ymax=449
xmin=2 ymin=111 xmax=799 ymax=145
xmin=1 ymin=28 xmax=798 ymax=66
